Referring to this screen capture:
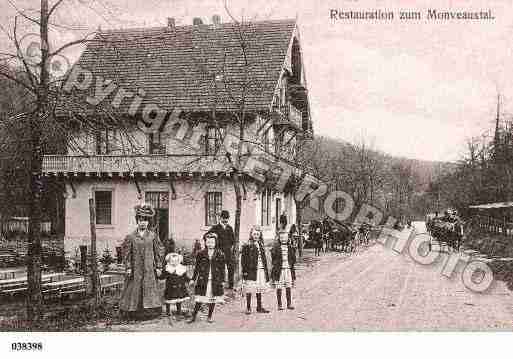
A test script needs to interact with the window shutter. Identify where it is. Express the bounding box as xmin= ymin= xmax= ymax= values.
xmin=205 ymin=192 xmax=208 ymax=226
